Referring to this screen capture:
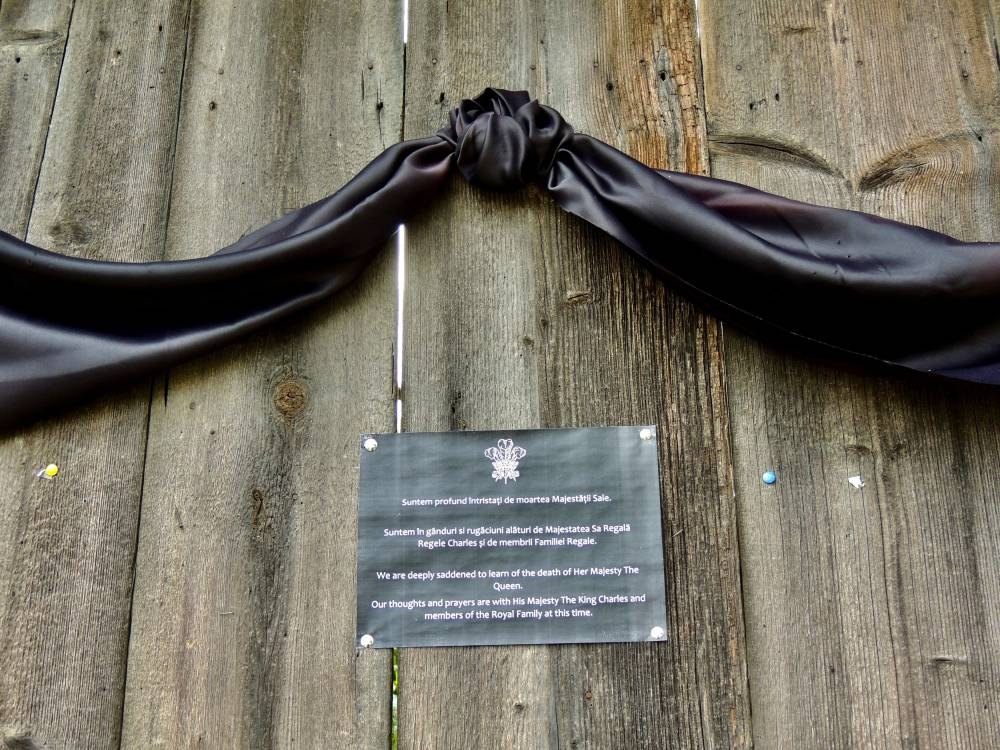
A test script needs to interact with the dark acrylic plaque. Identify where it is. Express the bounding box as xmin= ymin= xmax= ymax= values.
xmin=355 ymin=426 xmax=668 ymax=648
